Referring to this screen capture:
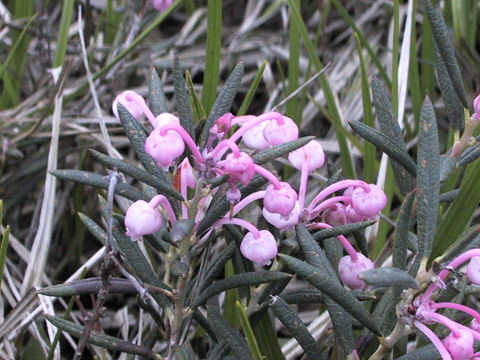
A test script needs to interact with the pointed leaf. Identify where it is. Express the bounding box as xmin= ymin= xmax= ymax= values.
xmin=312 ymin=220 xmax=375 ymax=241
xmin=148 ymin=68 xmax=167 ymax=115
xmin=458 ymin=143 xmax=480 ymax=166
xmin=44 ymin=315 xmax=156 ymax=358
xmin=200 ymin=63 xmax=244 ymax=146
xmin=186 ymin=70 xmax=206 ymax=123
xmin=393 ymin=192 xmax=415 ymax=270
xmin=395 ymin=343 xmax=439 ymax=360
xmin=51 ymin=170 xmax=143 ymax=201
xmin=173 ymin=60 xmax=195 ymax=137
xmin=424 ymin=0 xmax=467 ymax=107
xmin=191 ymin=271 xmax=292 ymax=308
xmin=253 ymin=136 xmax=315 ymax=165
xmin=78 ymin=212 xmax=107 ymax=245
xmin=416 ymin=97 xmax=440 ymax=261
xmin=439 ymin=155 xmax=457 ymax=183
xmin=278 ymin=254 xmax=381 ymax=336
xmin=349 ymin=121 xmax=417 ymax=176
xmin=235 ymin=301 xmax=263 ymax=360
xmin=359 ymin=267 xmax=418 ymax=290
xmin=39 ymin=277 xmax=136 ymax=297
xmin=89 ymin=150 xmax=183 ymax=200
xmin=270 ymin=296 xmax=323 ymax=359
